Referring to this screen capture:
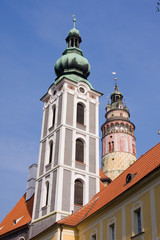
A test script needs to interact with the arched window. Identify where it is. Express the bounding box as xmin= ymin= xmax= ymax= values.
xmin=130 ymin=125 xmax=132 ymax=133
xmin=74 ymin=179 xmax=83 ymax=205
xmin=71 ymin=38 xmax=74 ymax=47
xmin=45 ymin=182 xmax=49 ymax=206
xmin=115 ymin=122 xmax=119 ymax=131
xmin=111 ymin=123 xmax=114 ymax=132
xmin=76 ymin=139 xmax=84 ymax=163
xmin=52 ymin=106 xmax=56 ymax=127
xmin=49 ymin=141 xmax=53 ymax=164
xmin=125 ymin=124 xmax=129 ymax=132
xmin=77 ymin=103 xmax=84 ymax=124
